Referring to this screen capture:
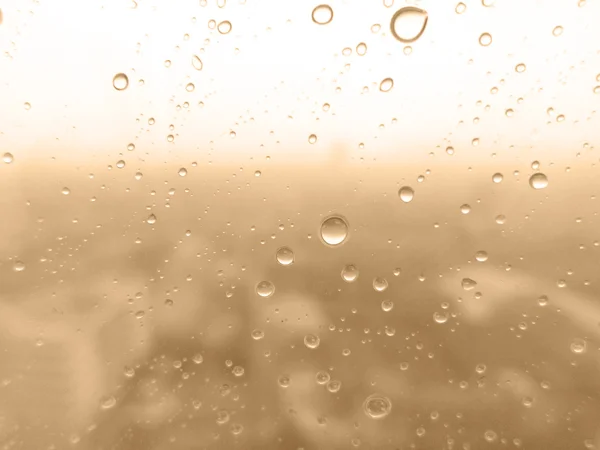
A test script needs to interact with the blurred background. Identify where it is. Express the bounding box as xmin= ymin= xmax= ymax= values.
xmin=1 ymin=0 xmax=600 ymax=448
